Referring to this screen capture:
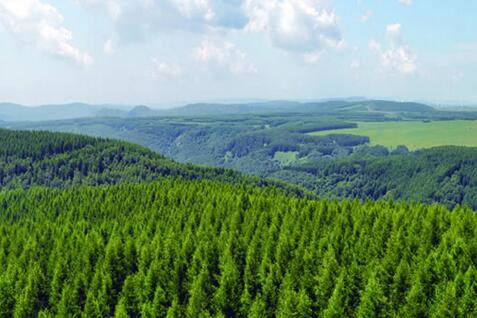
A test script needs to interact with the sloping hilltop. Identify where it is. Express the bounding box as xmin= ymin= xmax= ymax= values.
xmin=0 ymin=129 xmax=476 ymax=317
xmin=274 ymin=146 xmax=477 ymax=210
xmin=8 ymin=113 xmax=477 ymax=210
xmin=0 ymin=128 xmax=305 ymax=196
xmin=0 ymin=128 xmax=238 ymax=188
